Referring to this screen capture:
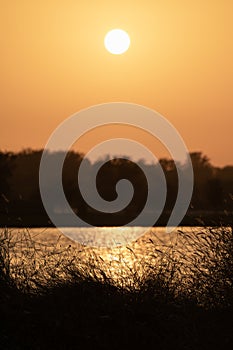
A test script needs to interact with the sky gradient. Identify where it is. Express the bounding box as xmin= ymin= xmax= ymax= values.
xmin=1 ymin=0 xmax=233 ymax=166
